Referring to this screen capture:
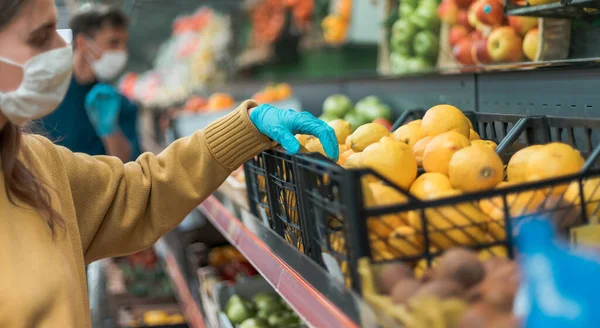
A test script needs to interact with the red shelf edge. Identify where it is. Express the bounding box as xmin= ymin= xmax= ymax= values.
xmin=199 ymin=195 xmax=359 ymax=328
